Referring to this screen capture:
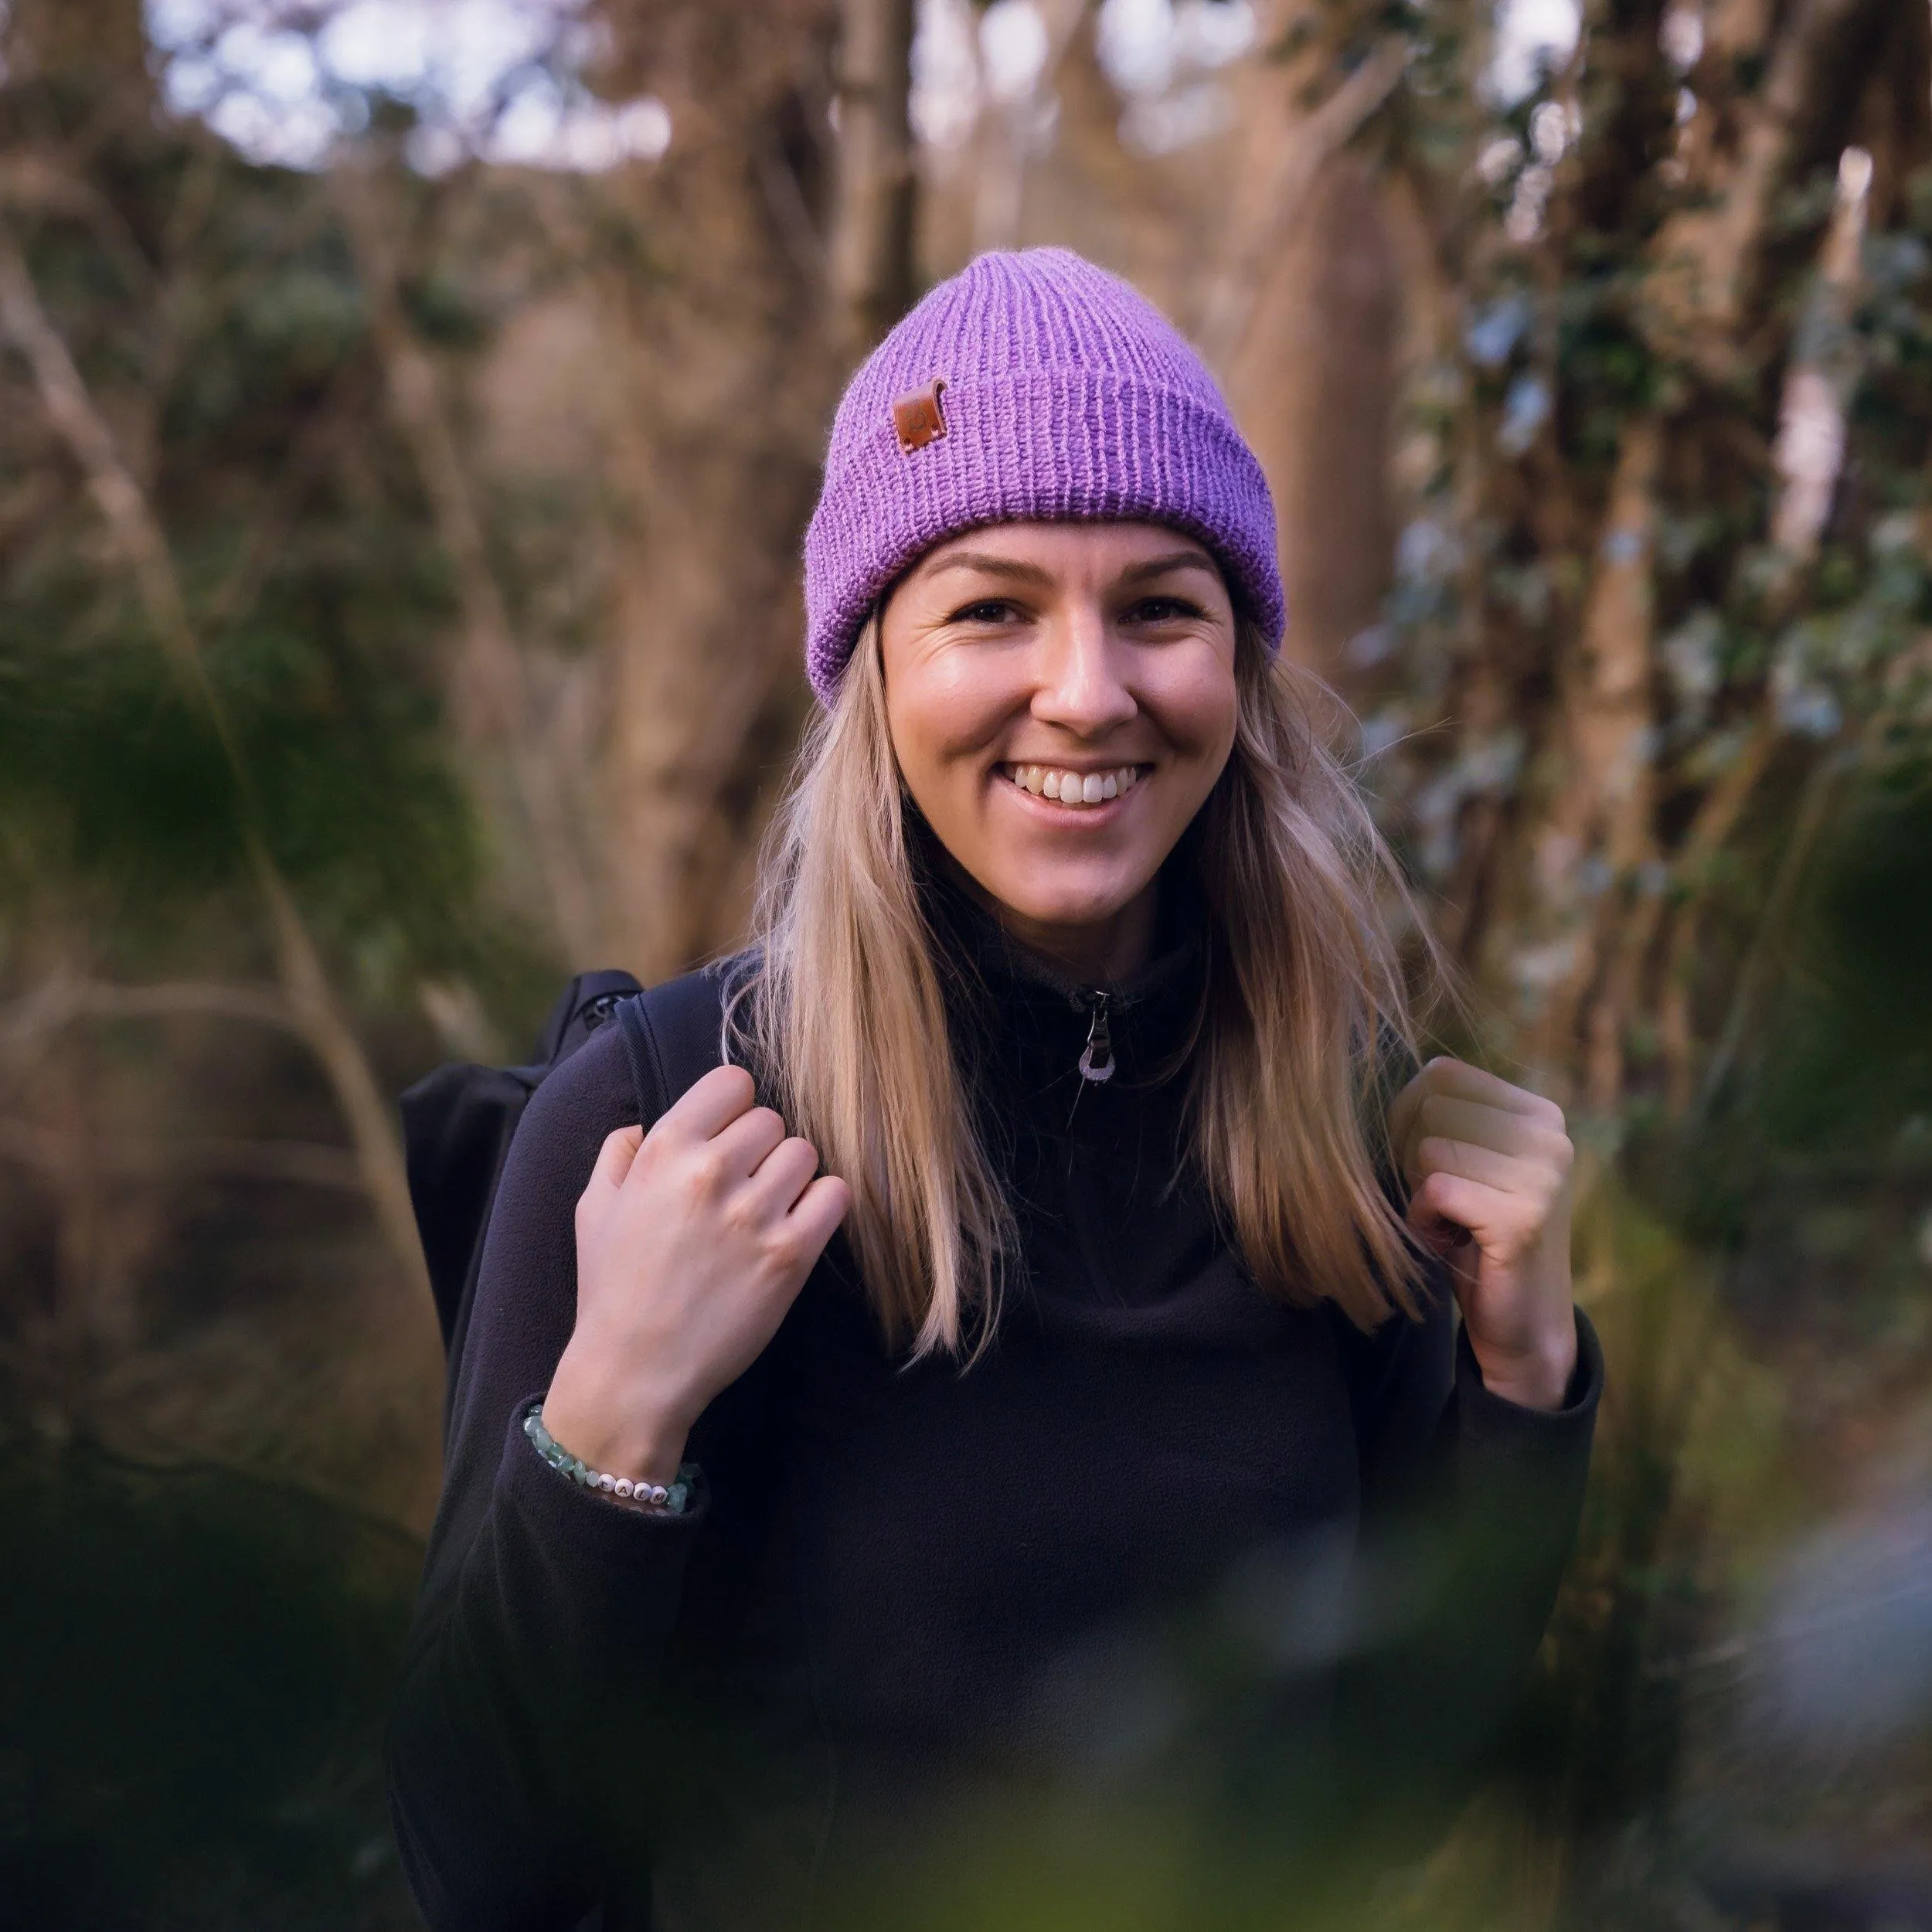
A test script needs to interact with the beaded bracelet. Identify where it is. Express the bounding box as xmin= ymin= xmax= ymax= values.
xmin=523 ymin=1406 xmax=697 ymax=1515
